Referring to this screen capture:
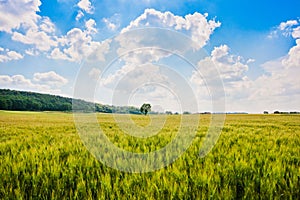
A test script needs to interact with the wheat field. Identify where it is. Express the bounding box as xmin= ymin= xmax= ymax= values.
xmin=0 ymin=111 xmax=299 ymax=199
